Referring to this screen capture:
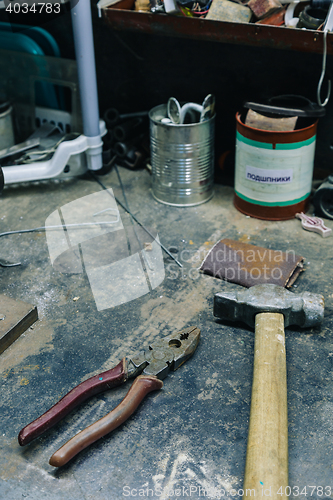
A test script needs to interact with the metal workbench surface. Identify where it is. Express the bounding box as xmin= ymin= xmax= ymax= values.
xmin=0 ymin=167 xmax=332 ymax=500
